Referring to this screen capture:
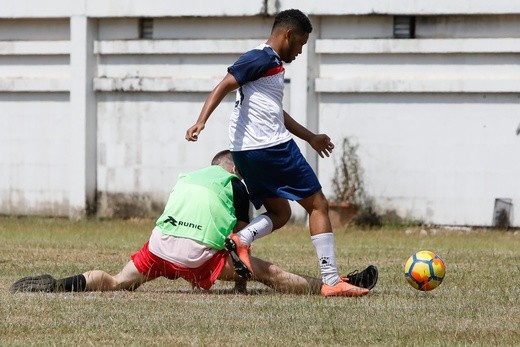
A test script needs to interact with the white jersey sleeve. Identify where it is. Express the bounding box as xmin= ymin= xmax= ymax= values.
xmin=227 ymin=44 xmax=292 ymax=151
